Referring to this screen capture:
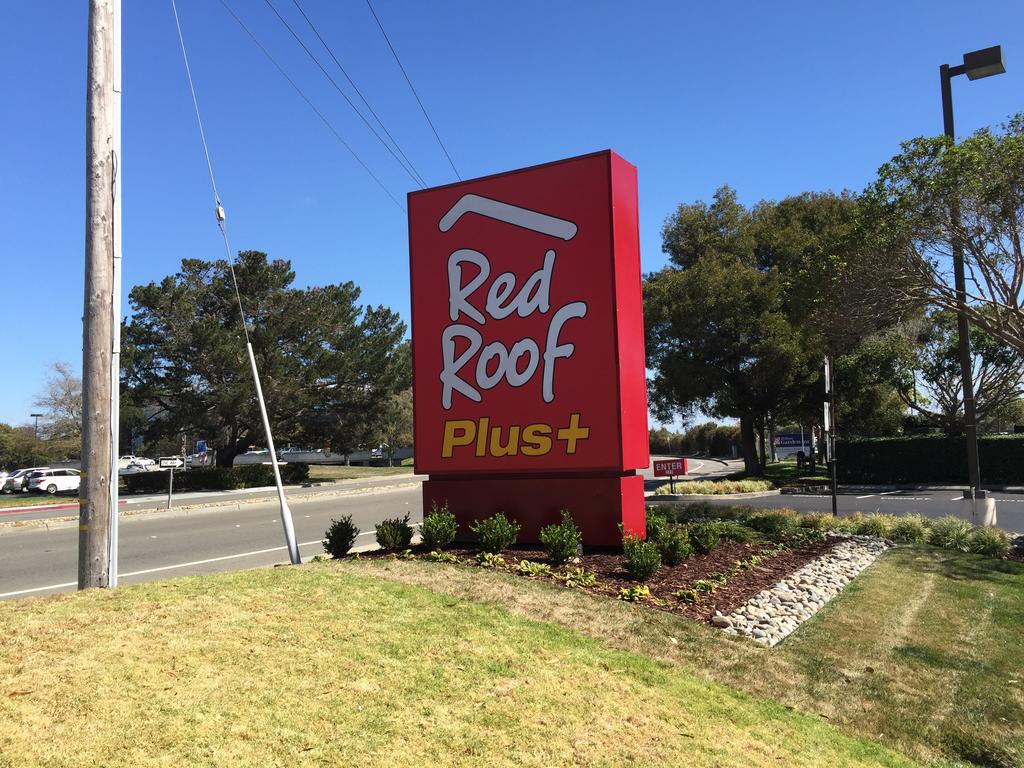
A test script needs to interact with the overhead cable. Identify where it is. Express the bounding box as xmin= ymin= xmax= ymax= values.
xmin=263 ymin=0 xmax=425 ymax=189
xmin=364 ymin=0 xmax=461 ymax=180
xmin=290 ymin=0 xmax=427 ymax=187
xmin=218 ymin=0 xmax=406 ymax=212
